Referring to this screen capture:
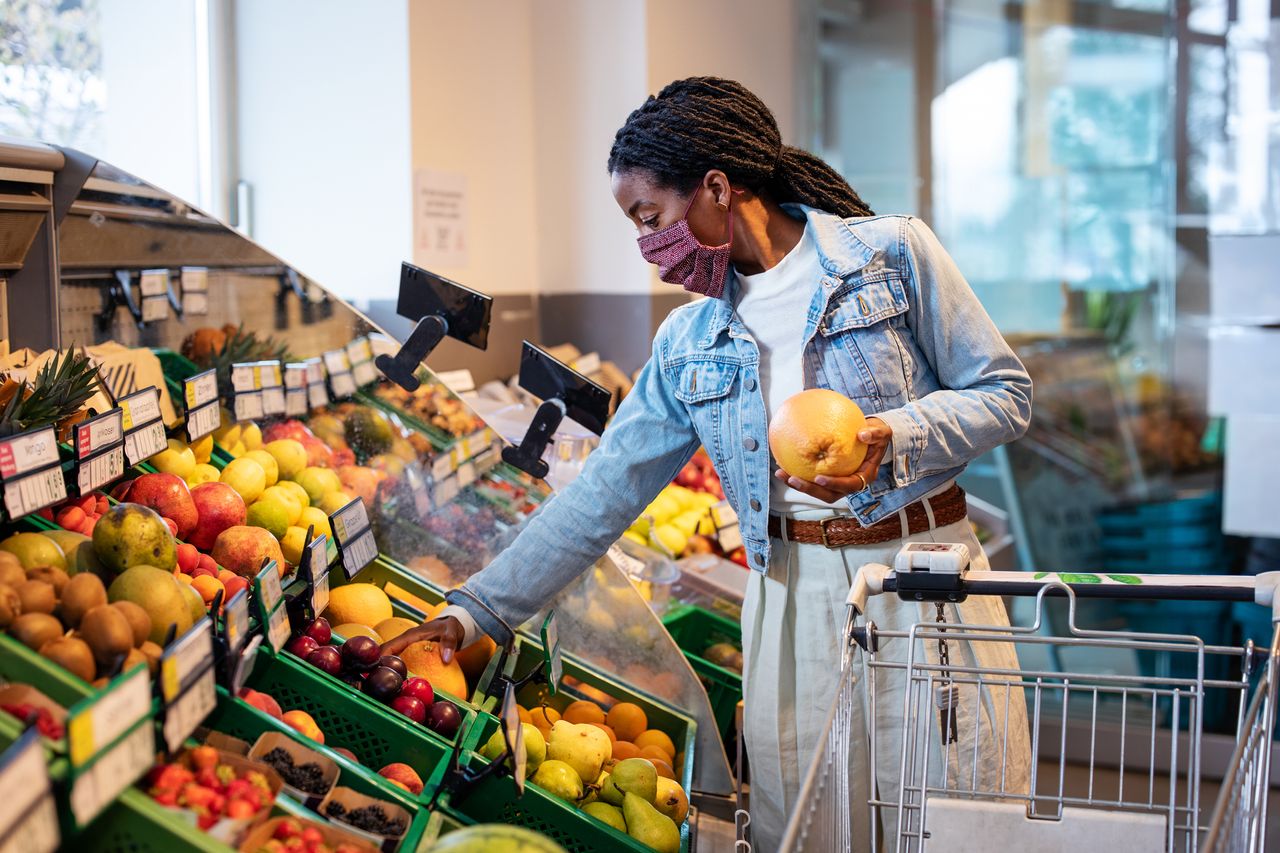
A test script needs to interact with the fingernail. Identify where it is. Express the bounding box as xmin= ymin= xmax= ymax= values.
xmin=814 ymin=476 xmax=829 ymax=486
